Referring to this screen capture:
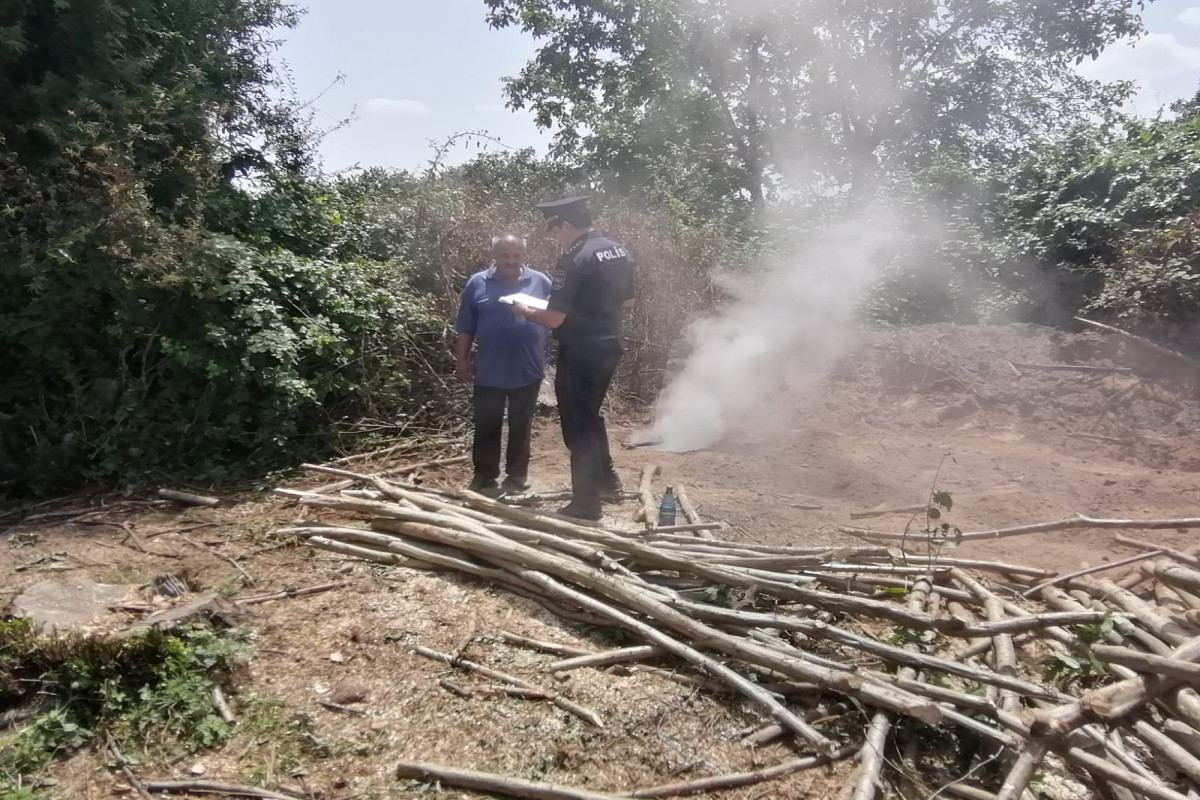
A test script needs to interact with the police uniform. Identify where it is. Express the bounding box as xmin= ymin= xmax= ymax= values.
xmin=537 ymin=197 xmax=635 ymax=519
